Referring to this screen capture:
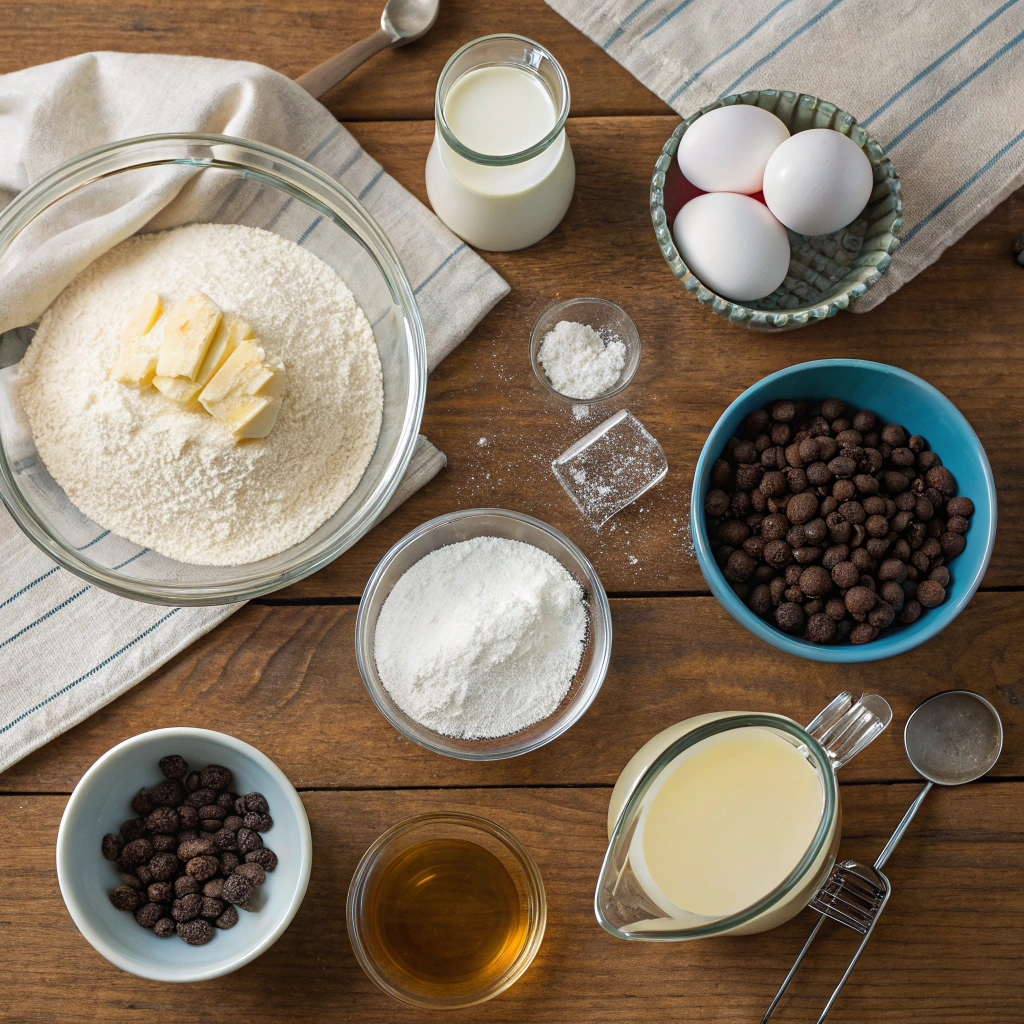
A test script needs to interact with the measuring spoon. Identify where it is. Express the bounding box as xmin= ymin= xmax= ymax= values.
xmin=296 ymin=0 xmax=440 ymax=100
